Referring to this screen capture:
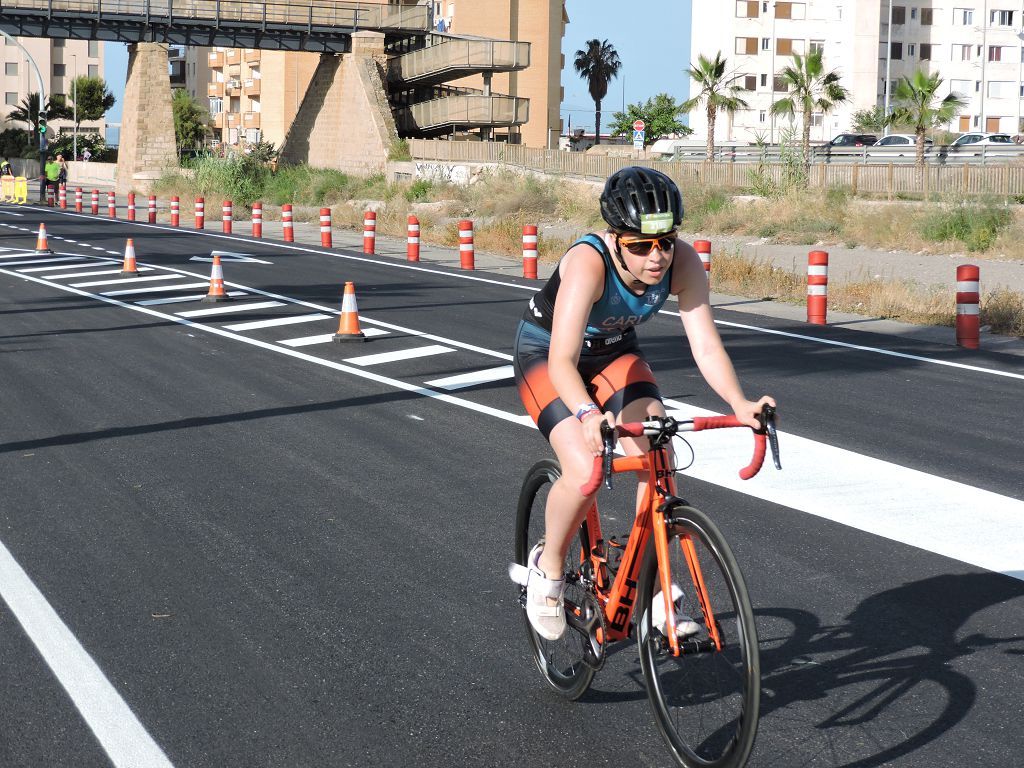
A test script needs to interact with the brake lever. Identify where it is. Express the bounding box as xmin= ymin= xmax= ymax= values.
xmin=758 ymin=404 xmax=782 ymax=470
xmin=601 ymin=422 xmax=615 ymax=490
